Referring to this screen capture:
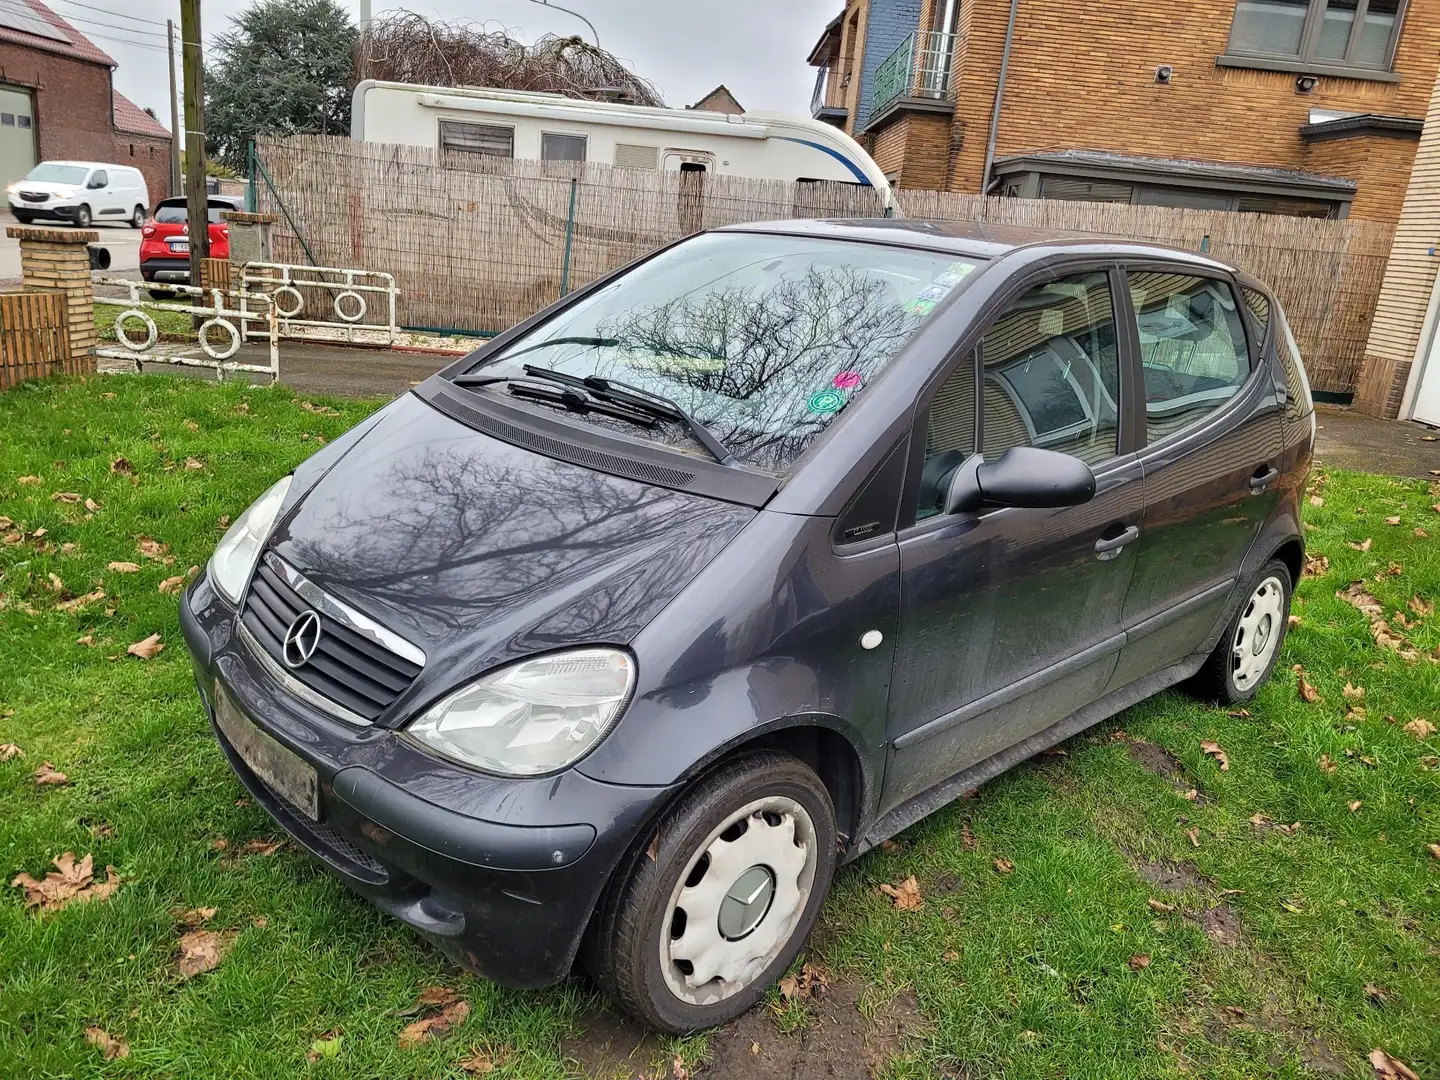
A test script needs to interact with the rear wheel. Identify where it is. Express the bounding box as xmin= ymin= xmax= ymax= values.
xmin=130 ymin=204 xmax=145 ymax=228
xmin=74 ymin=204 xmax=91 ymax=229
xmin=585 ymin=752 xmax=836 ymax=1033
xmin=1190 ymin=558 xmax=1292 ymax=703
